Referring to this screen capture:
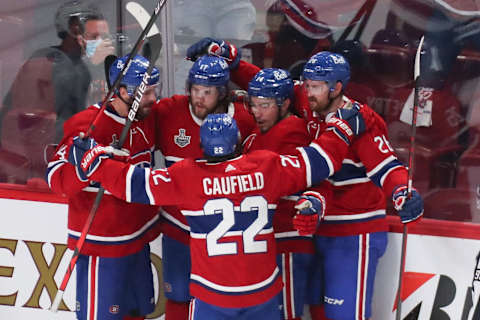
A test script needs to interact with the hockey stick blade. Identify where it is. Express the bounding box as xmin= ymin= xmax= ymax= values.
xmin=104 ymin=54 xmax=118 ymax=91
xmin=49 ymin=0 xmax=167 ymax=313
